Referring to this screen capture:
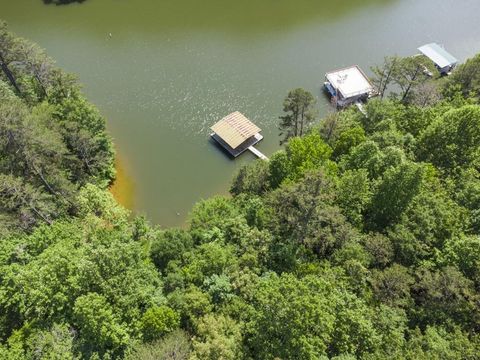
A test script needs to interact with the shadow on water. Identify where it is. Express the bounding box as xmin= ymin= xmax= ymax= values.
xmin=43 ymin=0 xmax=86 ymax=5
xmin=209 ymin=137 xmax=236 ymax=161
